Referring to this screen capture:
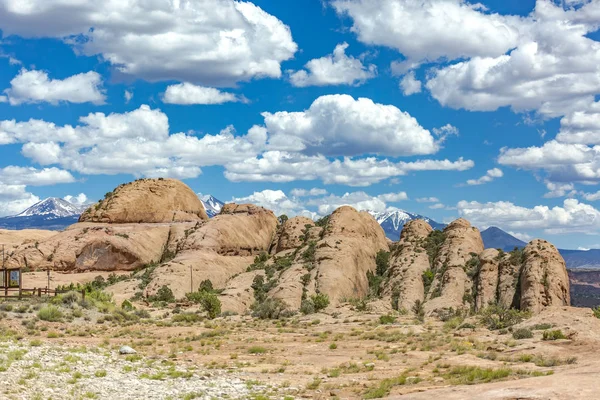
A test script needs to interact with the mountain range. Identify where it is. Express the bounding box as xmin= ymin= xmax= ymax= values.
xmin=2 ymin=195 xmax=600 ymax=269
xmin=0 ymin=198 xmax=87 ymax=230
